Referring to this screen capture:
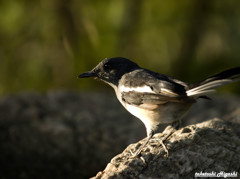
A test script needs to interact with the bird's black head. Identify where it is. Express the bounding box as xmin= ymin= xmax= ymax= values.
xmin=78 ymin=57 xmax=139 ymax=85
